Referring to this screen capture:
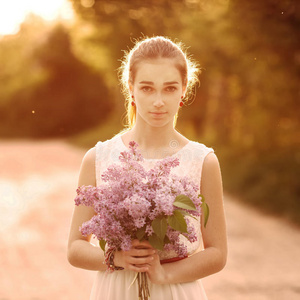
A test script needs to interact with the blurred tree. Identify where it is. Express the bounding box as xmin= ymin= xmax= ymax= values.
xmin=0 ymin=20 xmax=112 ymax=137
xmin=226 ymin=0 xmax=300 ymax=151
xmin=68 ymin=0 xmax=231 ymax=135
xmin=67 ymin=0 xmax=300 ymax=223
xmin=0 ymin=1 xmax=299 ymax=222
xmin=69 ymin=0 xmax=207 ymax=80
